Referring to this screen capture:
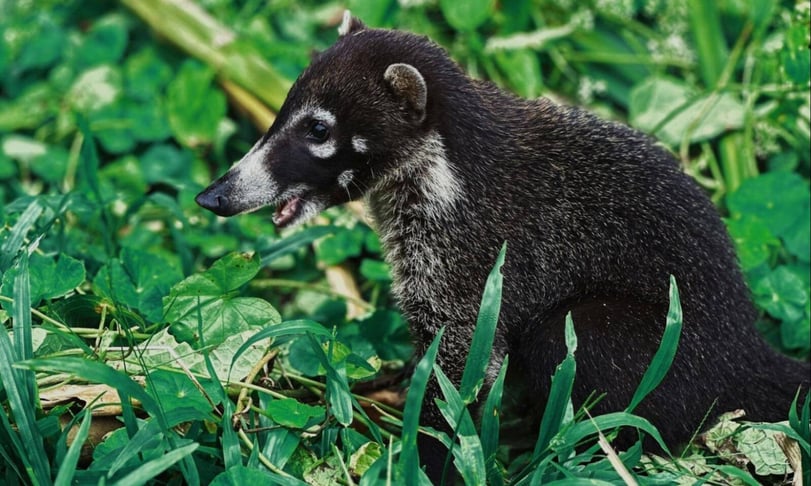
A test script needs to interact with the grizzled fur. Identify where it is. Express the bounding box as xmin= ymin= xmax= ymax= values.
xmin=197 ymin=14 xmax=810 ymax=483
